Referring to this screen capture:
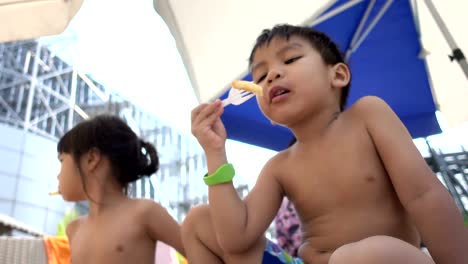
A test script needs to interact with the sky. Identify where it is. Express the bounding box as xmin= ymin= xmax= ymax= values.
xmin=40 ymin=0 xmax=276 ymax=186
xmin=40 ymin=0 xmax=468 ymax=187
